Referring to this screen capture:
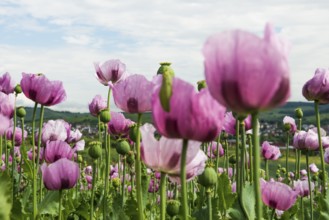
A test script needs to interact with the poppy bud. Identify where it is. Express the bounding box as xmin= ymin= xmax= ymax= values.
xmin=14 ymin=84 xmax=22 ymax=94
xmin=126 ymin=151 xmax=135 ymax=165
xmin=129 ymin=125 xmax=139 ymax=142
xmin=159 ymin=70 xmax=173 ymax=112
xmin=166 ymin=200 xmax=180 ymax=217
xmin=100 ymin=109 xmax=111 ymax=123
xmin=157 ymin=62 xmax=175 ymax=77
xmin=16 ymin=106 xmax=26 ymax=118
xmin=283 ymin=123 xmax=291 ymax=132
xmin=229 ymin=155 xmax=236 ymax=164
xmin=88 ymin=141 xmax=102 ymax=159
xmin=198 ymin=165 xmax=217 ymax=188
xmin=112 ymin=177 xmax=121 ymax=188
xmin=295 ymin=108 xmax=303 ymax=119
xmin=197 ymin=80 xmax=207 ymax=91
xmin=116 ymin=140 xmax=130 ymax=155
